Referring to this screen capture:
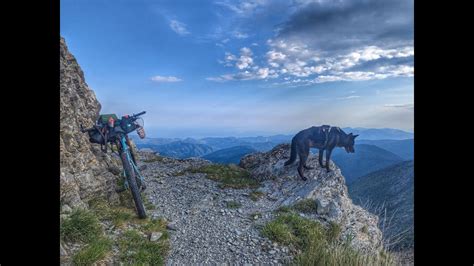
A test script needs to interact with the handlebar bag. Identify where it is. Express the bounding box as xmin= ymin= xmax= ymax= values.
xmin=120 ymin=116 xmax=139 ymax=134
